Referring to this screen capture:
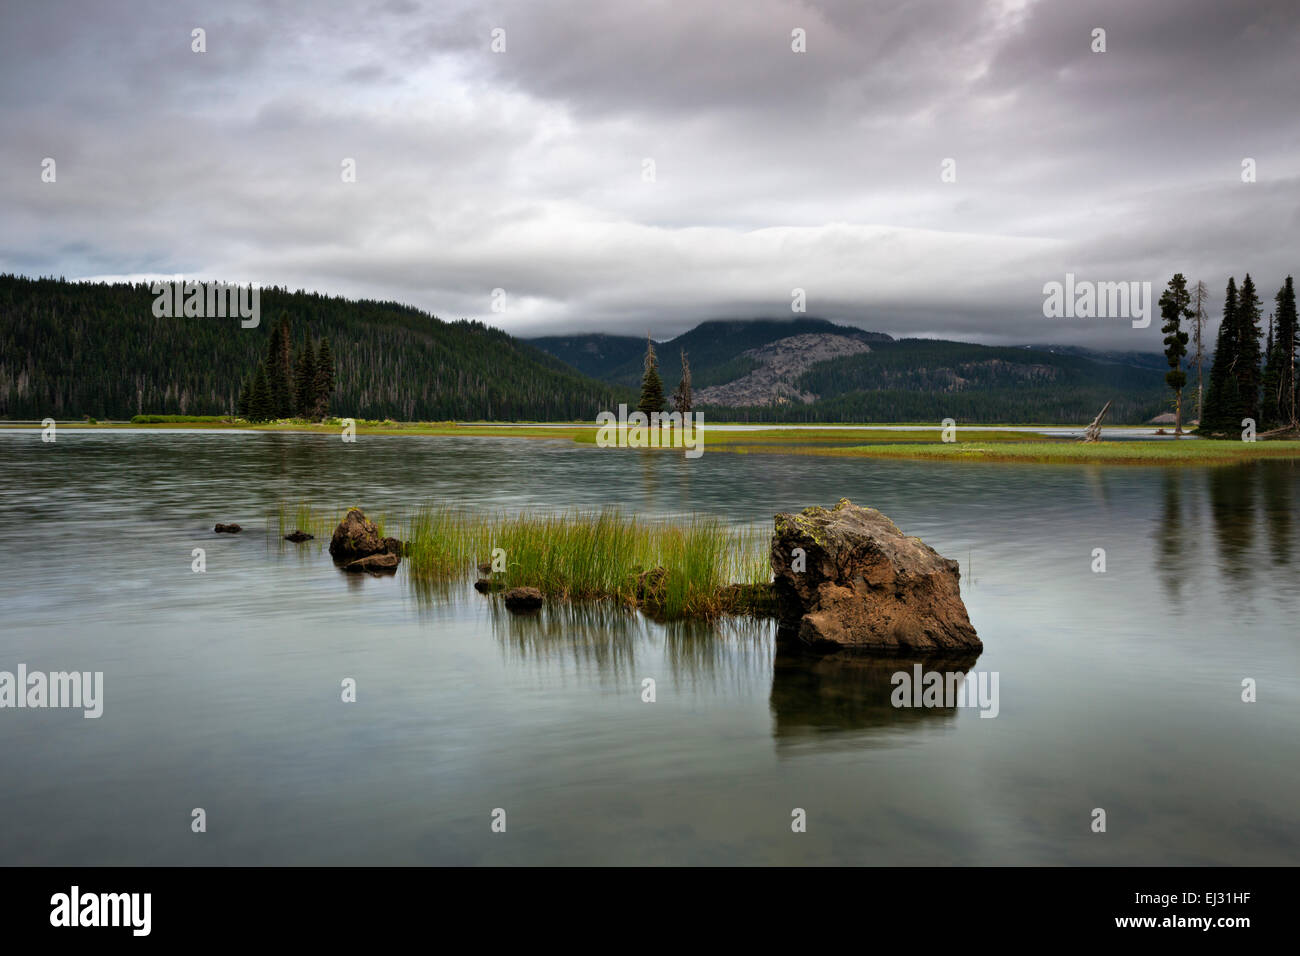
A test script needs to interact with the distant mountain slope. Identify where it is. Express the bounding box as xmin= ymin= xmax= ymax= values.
xmin=531 ymin=320 xmax=1170 ymax=424
xmin=0 ymin=275 xmax=632 ymax=420
xmin=531 ymin=317 xmax=891 ymax=390
xmin=694 ymin=333 xmax=874 ymax=405
xmin=786 ymin=337 xmax=1168 ymax=423
xmin=1020 ymin=344 xmax=1171 ymax=372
